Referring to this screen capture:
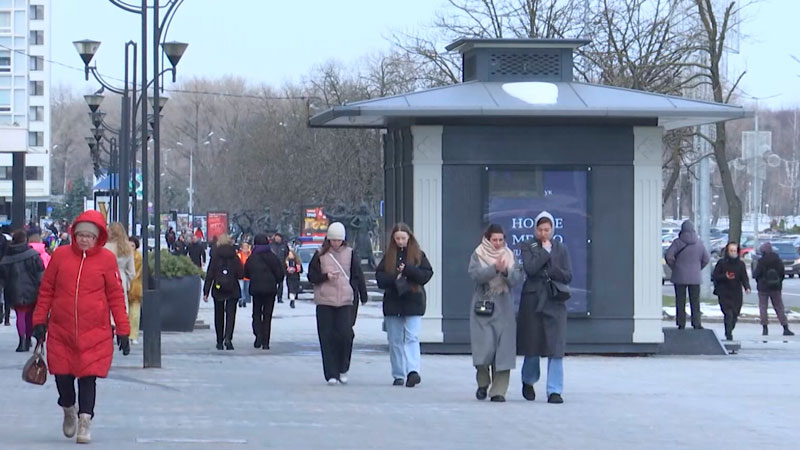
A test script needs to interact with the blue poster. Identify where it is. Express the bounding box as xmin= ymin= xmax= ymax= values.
xmin=486 ymin=169 xmax=590 ymax=314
